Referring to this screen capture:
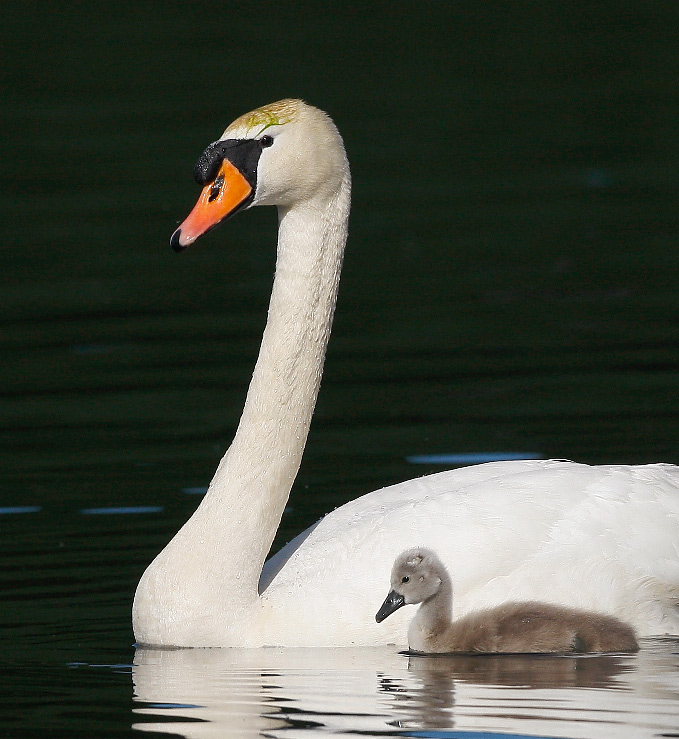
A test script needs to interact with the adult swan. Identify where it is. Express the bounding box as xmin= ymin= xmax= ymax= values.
xmin=133 ymin=99 xmax=679 ymax=647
